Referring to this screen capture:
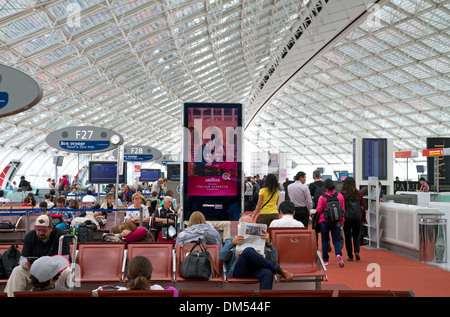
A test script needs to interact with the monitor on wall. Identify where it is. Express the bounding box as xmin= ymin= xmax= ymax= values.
xmin=140 ymin=169 xmax=160 ymax=182
xmin=89 ymin=161 xmax=127 ymax=184
xmin=167 ymin=163 xmax=180 ymax=181
xmin=362 ymin=138 xmax=387 ymax=180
